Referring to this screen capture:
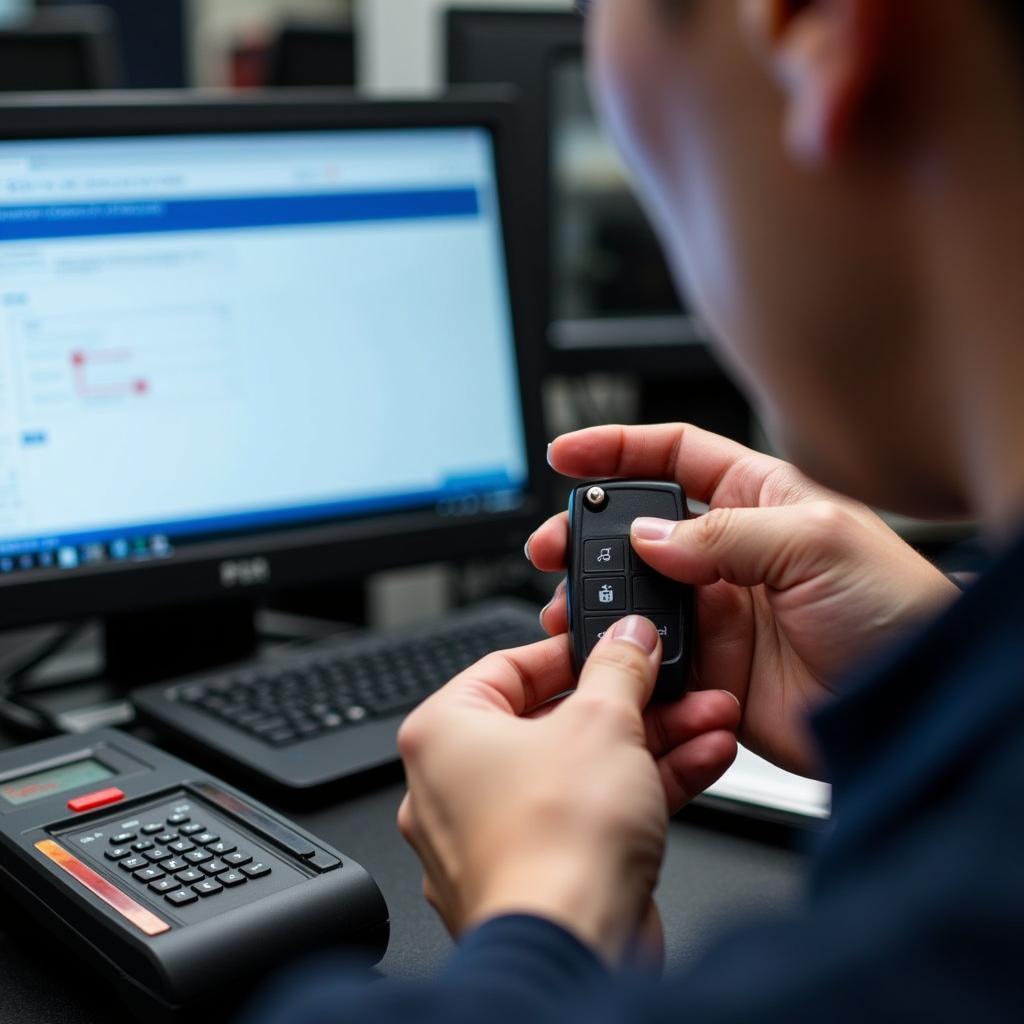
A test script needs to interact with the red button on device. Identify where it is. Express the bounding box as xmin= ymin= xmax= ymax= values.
xmin=67 ymin=787 xmax=124 ymax=813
